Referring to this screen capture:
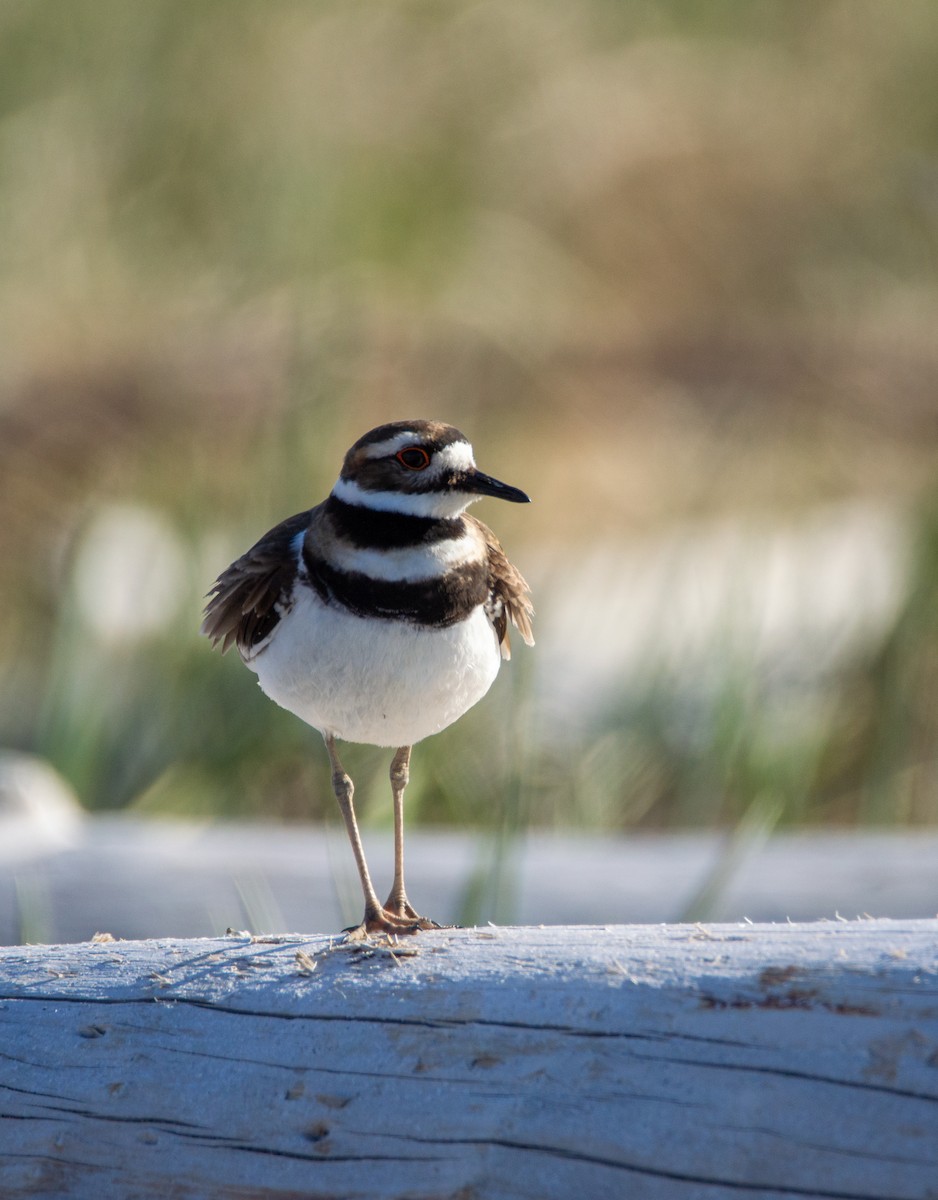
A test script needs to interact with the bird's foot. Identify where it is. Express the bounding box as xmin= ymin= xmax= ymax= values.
xmin=384 ymin=890 xmax=452 ymax=930
xmin=342 ymin=904 xmax=439 ymax=942
xmin=382 ymin=891 xmax=443 ymax=927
